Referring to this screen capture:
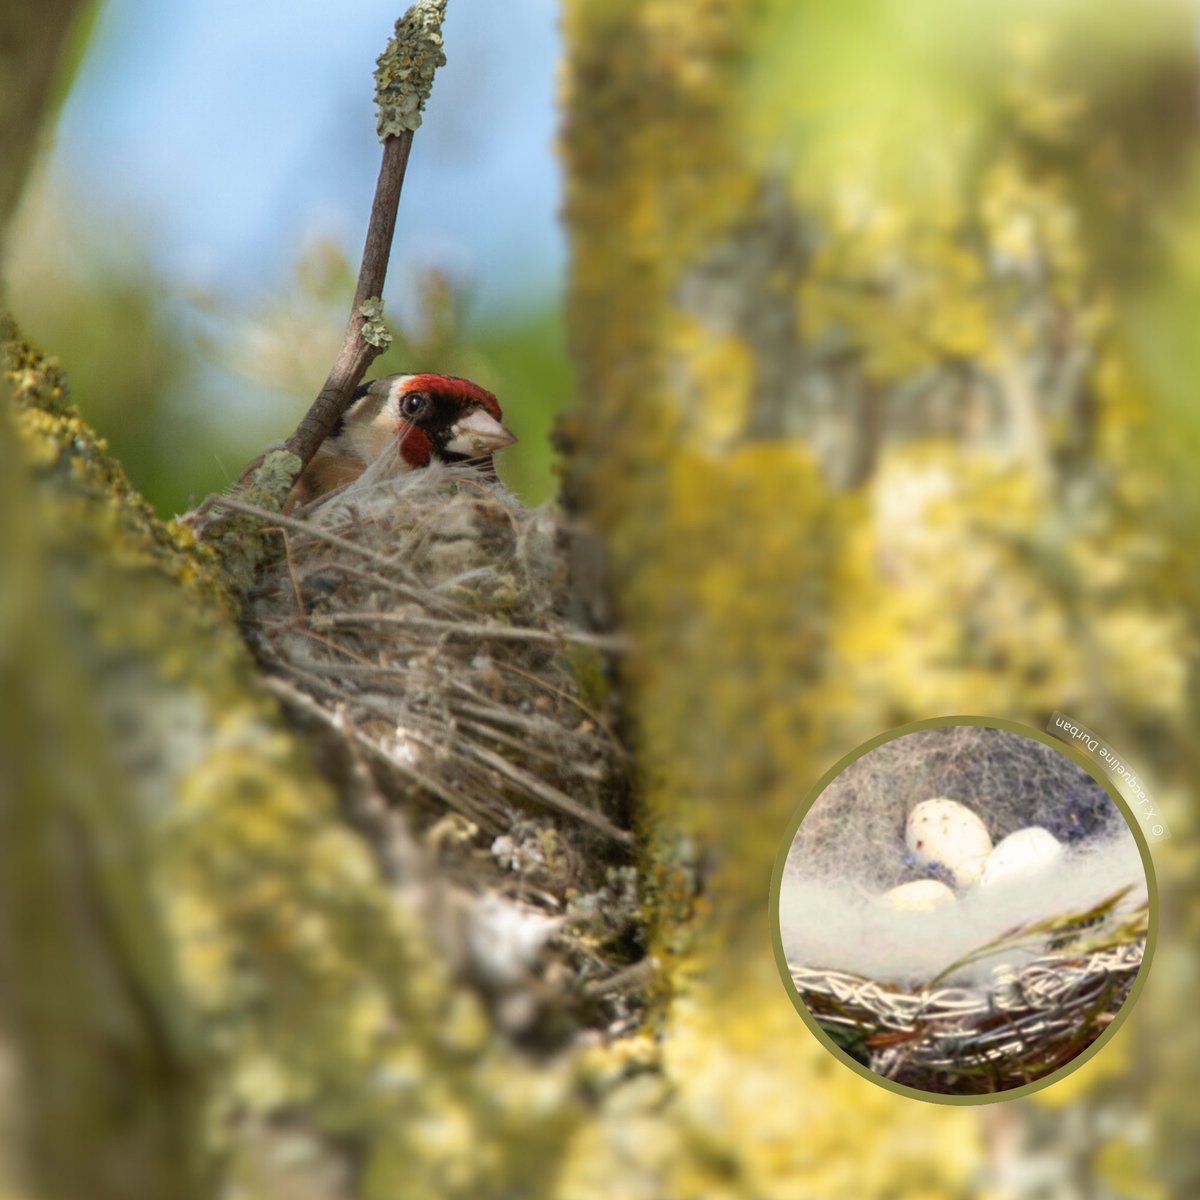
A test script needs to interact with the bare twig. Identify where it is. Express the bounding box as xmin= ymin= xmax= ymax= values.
xmin=260 ymin=672 xmax=502 ymax=830
xmin=456 ymin=738 xmax=632 ymax=844
xmin=580 ymin=956 xmax=660 ymax=999
xmin=314 ymin=610 xmax=631 ymax=652
xmin=208 ymin=494 xmax=417 ymax=576
xmin=281 ymin=129 xmax=413 ymax=475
